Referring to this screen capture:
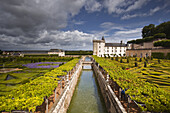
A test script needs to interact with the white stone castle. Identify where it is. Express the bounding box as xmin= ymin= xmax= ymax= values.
xmin=93 ymin=37 xmax=127 ymax=57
